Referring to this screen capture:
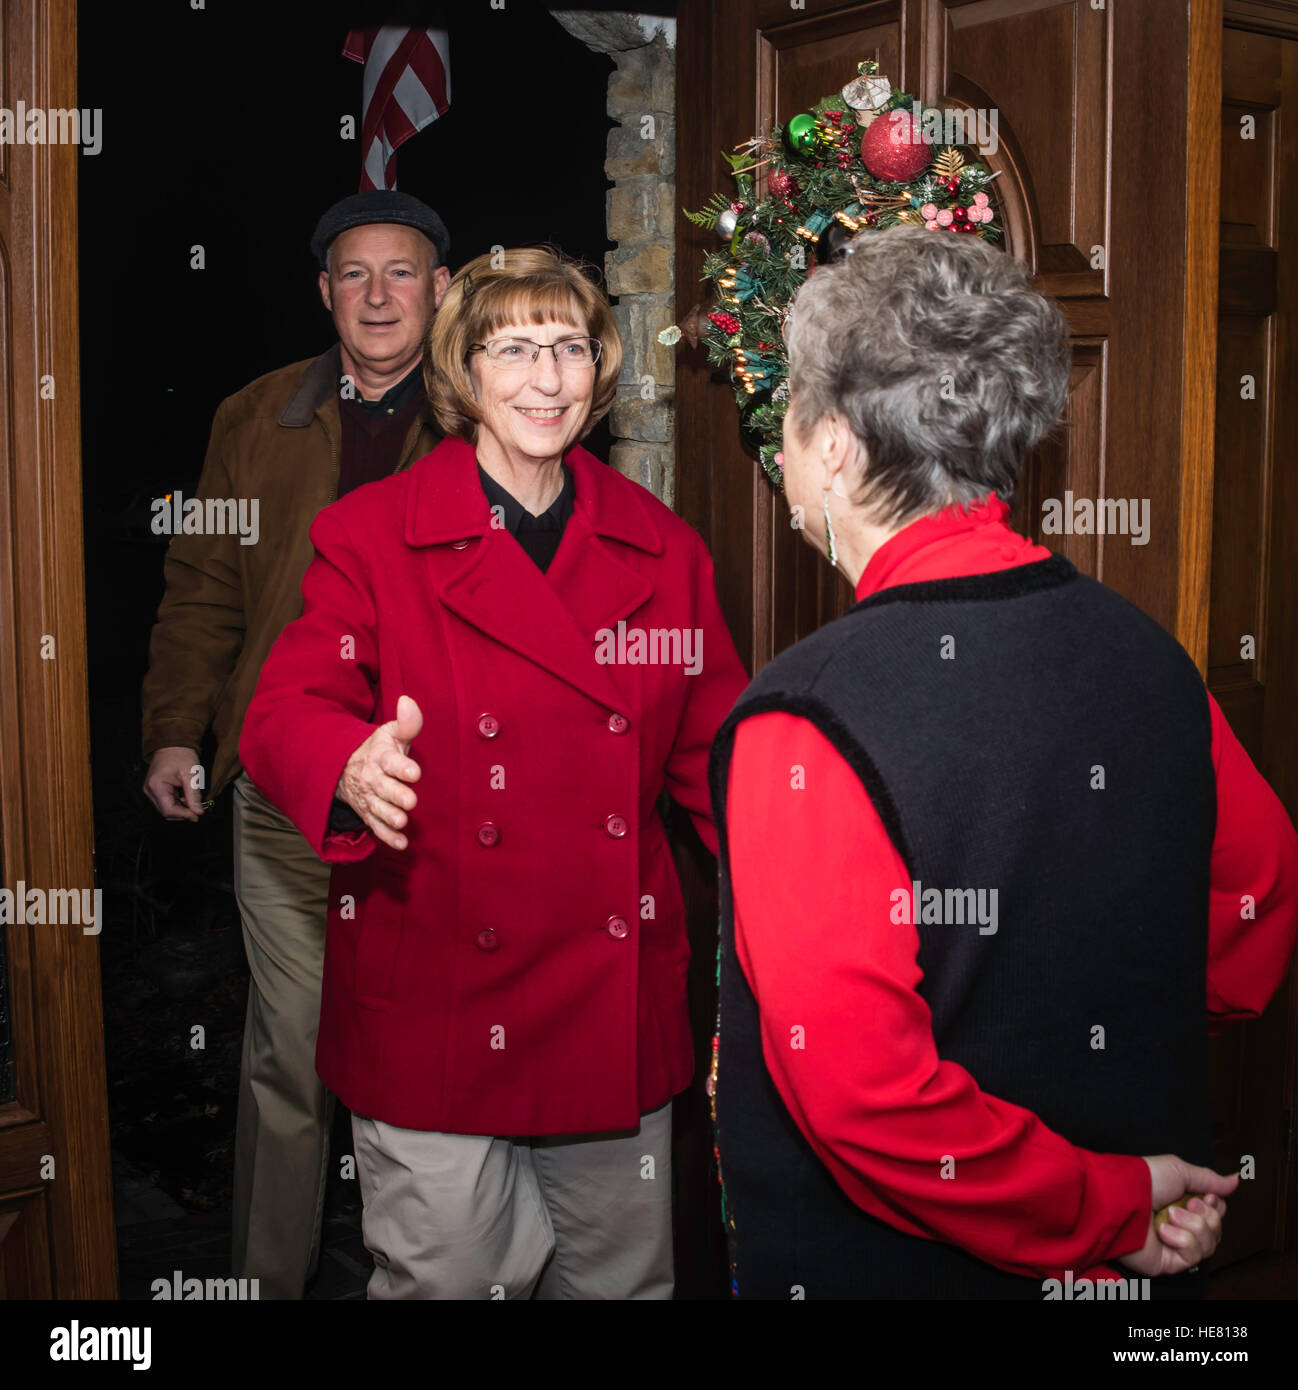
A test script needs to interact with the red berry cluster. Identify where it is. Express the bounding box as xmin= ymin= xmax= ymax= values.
xmin=823 ymin=111 xmax=854 ymax=169
xmin=708 ymin=311 xmax=741 ymax=335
